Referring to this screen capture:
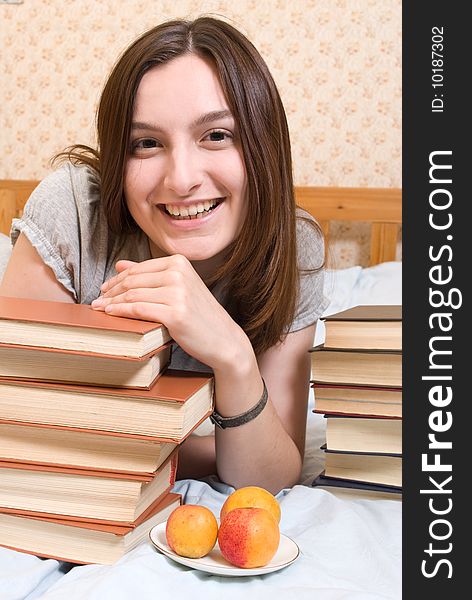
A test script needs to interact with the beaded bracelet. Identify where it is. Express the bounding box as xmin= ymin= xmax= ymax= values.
xmin=210 ymin=378 xmax=268 ymax=429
